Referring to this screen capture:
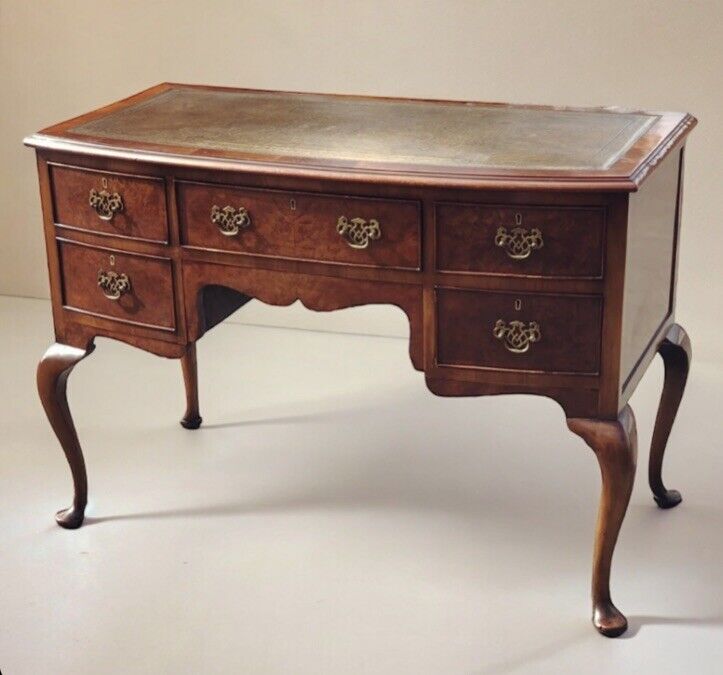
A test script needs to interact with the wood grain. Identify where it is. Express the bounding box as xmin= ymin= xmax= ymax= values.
xmin=435 ymin=288 xmax=602 ymax=374
xmin=649 ymin=323 xmax=691 ymax=508
xmin=620 ymin=149 xmax=681 ymax=387
xmin=50 ymin=163 xmax=168 ymax=243
xmin=567 ymin=405 xmax=637 ymax=638
xmin=180 ymin=342 xmax=202 ymax=430
xmin=182 ymin=261 xmax=424 ymax=371
xmin=178 ymin=180 xmax=421 ymax=269
xmin=58 ymin=239 xmax=176 ymax=330
xmin=37 ymin=342 xmax=95 ymax=529
xmin=436 ymin=202 xmax=605 ymax=278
